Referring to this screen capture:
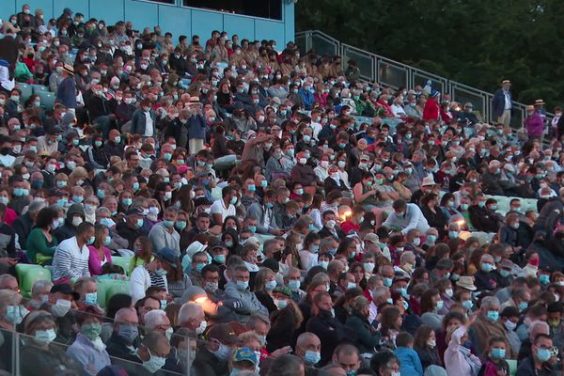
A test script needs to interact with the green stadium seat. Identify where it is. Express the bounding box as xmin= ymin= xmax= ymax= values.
xmin=15 ymin=264 xmax=52 ymax=298
xmin=96 ymin=279 xmax=130 ymax=308
xmin=111 ymin=256 xmax=132 ymax=277
xmin=38 ymin=91 xmax=56 ymax=110
xmin=16 ymin=83 xmax=33 ymax=102
xmin=32 ymin=84 xmax=49 ymax=94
